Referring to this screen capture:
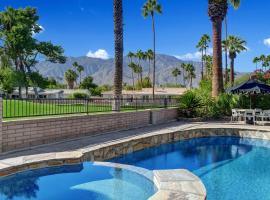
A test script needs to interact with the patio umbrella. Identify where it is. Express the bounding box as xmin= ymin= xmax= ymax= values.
xmin=226 ymin=79 xmax=270 ymax=108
